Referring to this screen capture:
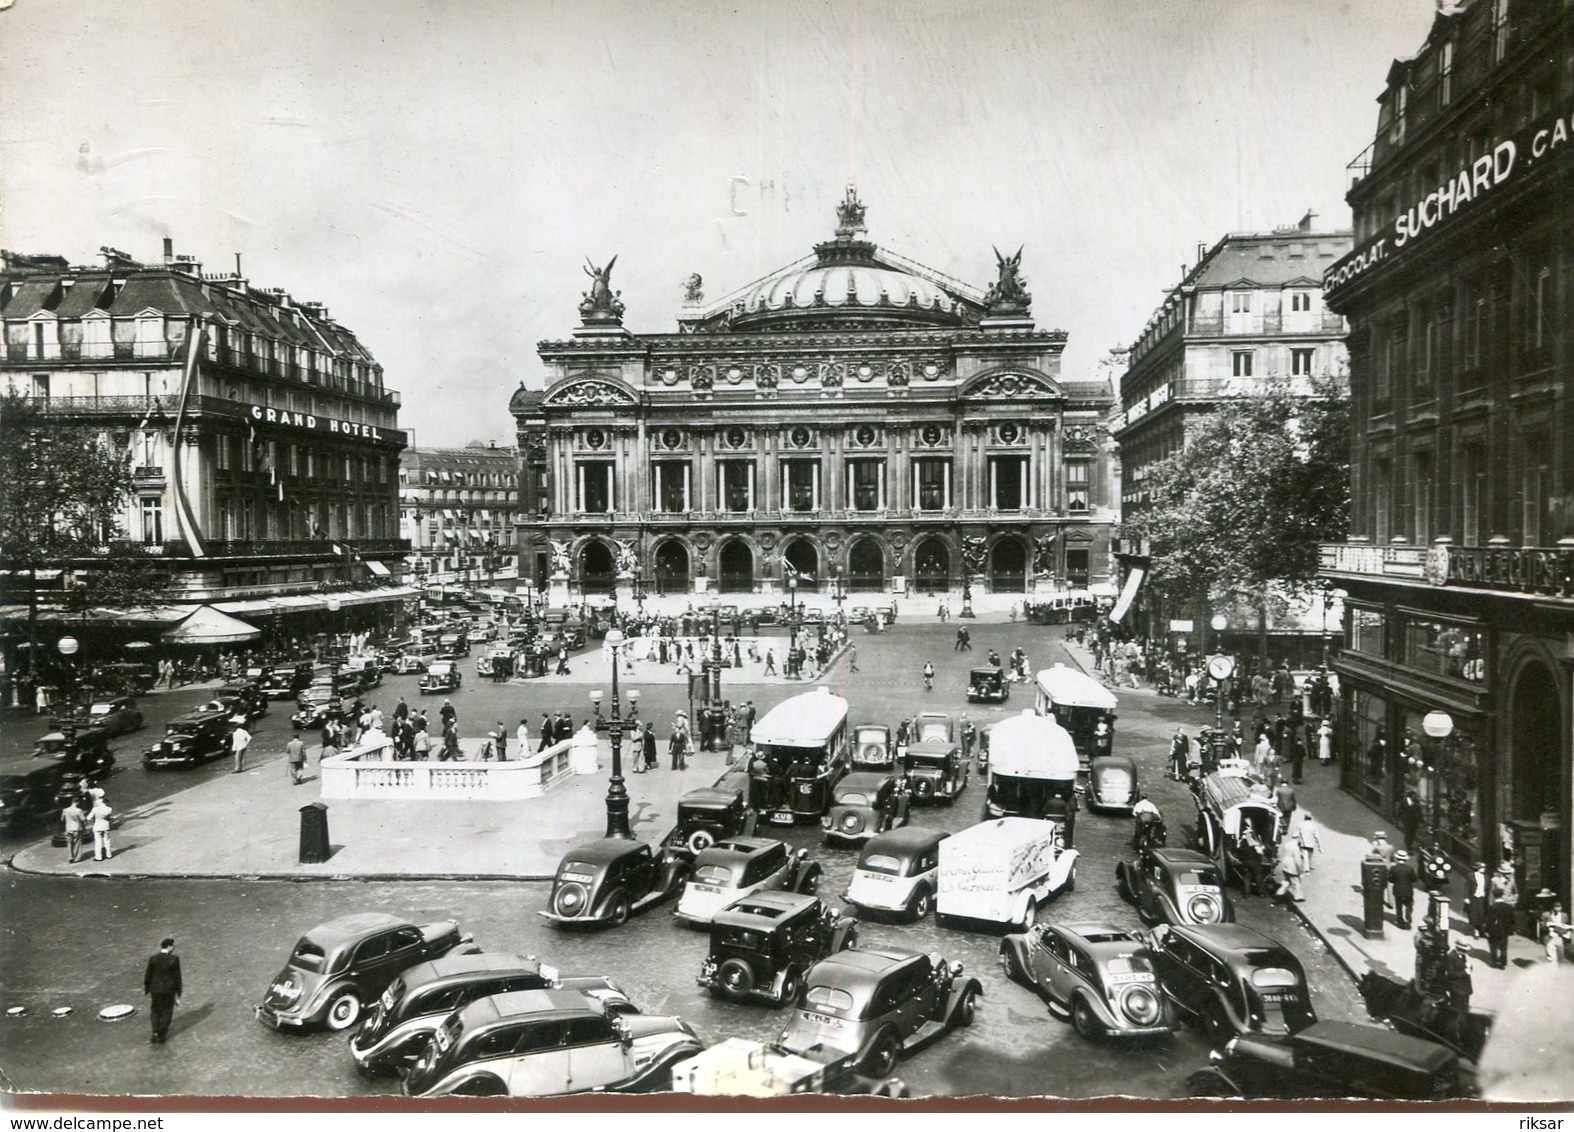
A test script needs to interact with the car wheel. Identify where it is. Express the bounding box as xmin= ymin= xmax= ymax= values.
xmin=841 ymin=928 xmax=858 ymax=951
xmin=862 ymin=1030 xmax=901 ymax=1077
xmin=606 ymin=892 xmax=631 ymax=927
xmin=909 ymin=887 xmax=932 ymax=920
xmin=686 ymin=830 xmax=715 ymax=854
xmin=1065 ymin=867 xmax=1076 ymax=894
xmin=716 ymin=959 xmax=755 ymax=1001
xmin=778 ymin=967 xmax=801 ymax=1006
xmin=1071 ymin=997 xmax=1101 ymax=1040
xmin=324 ymin=990 xmax=362 ymax=1031
xmin=956 ymin=988 xmax=978 ymax=1027
xmin=1116 ymin=867 xmax=1132 ymax=902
